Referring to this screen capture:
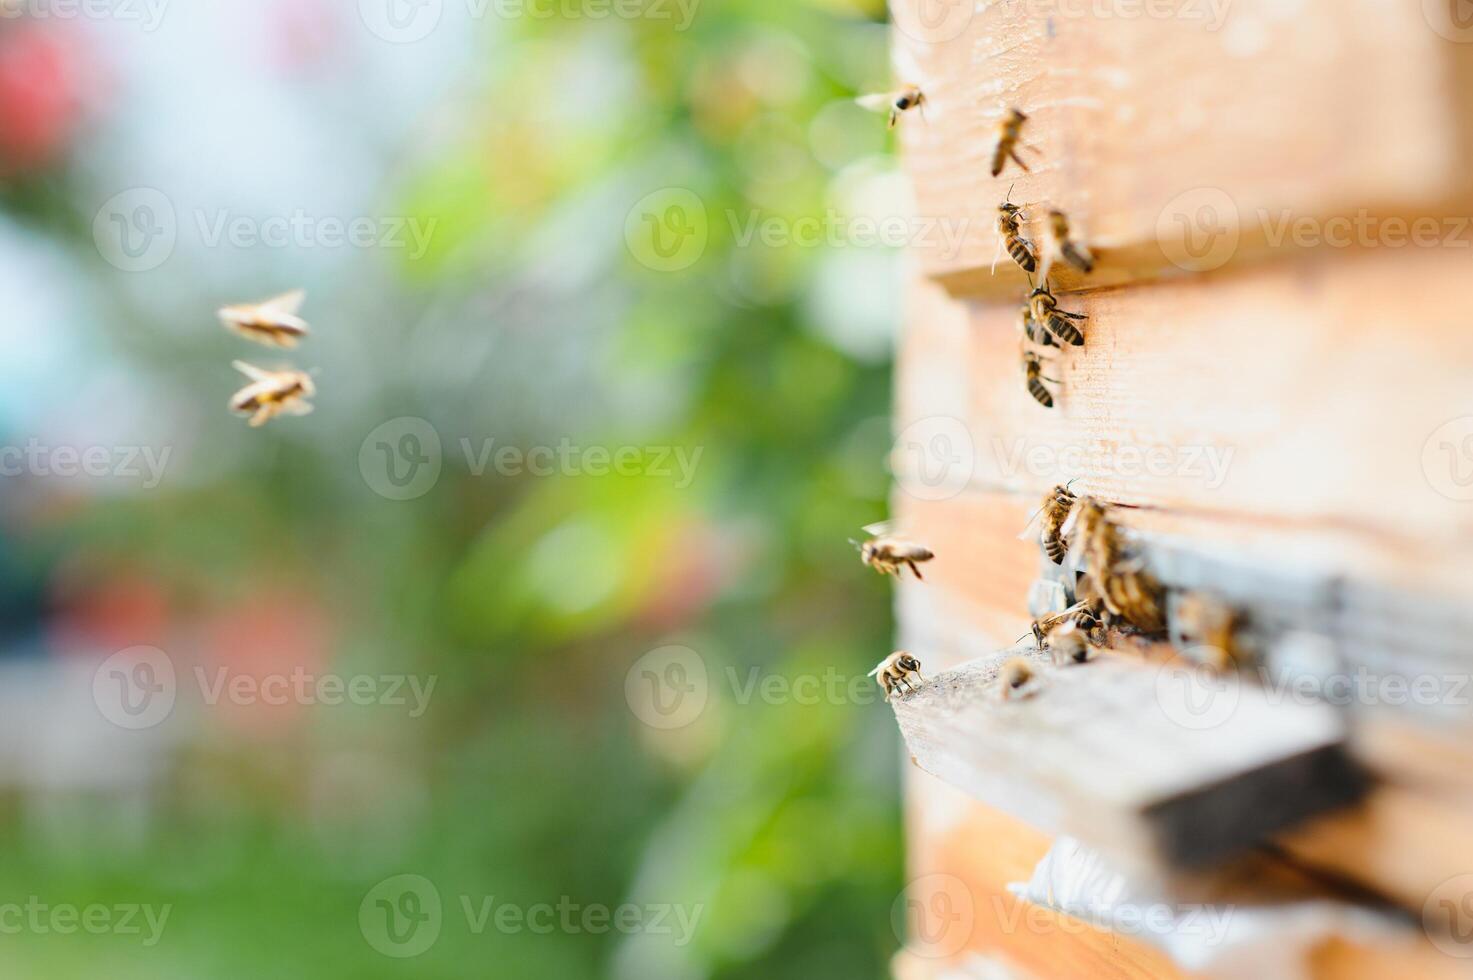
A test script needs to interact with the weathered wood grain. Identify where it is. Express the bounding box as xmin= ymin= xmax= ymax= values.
xmin=890 ymin=0 xmax=1473 ymax=293
xmin=894 ymin=253 xmax=1473 ymax=554
xmin=893 ymin=646 xmax=1363 ymax=871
